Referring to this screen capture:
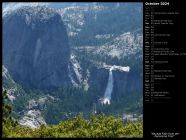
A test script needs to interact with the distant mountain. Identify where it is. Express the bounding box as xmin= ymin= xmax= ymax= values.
xmin=58 ymin=2 xmax=143 ymax=46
